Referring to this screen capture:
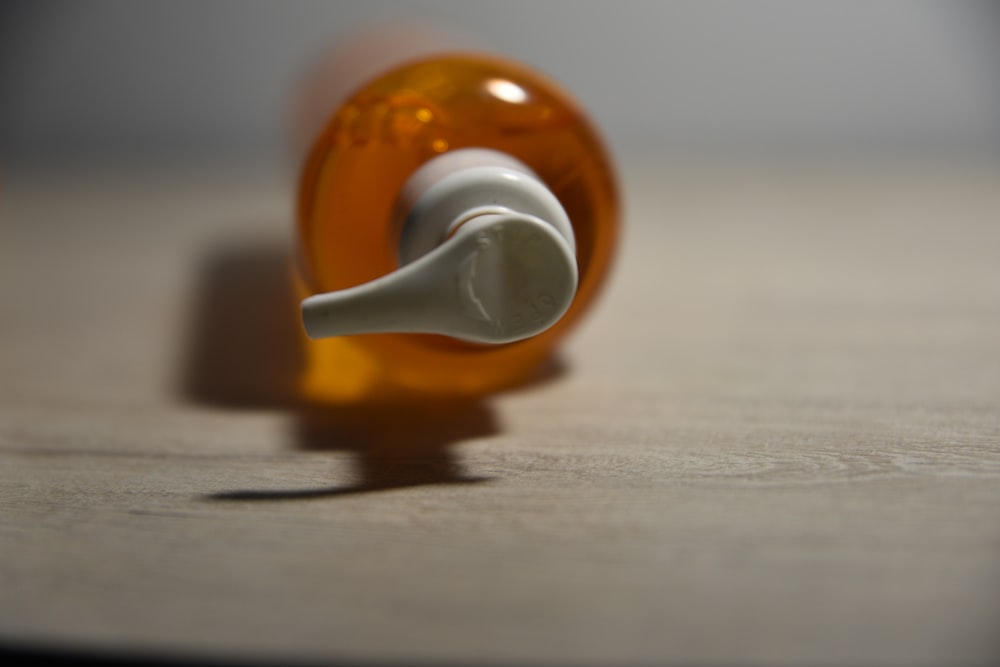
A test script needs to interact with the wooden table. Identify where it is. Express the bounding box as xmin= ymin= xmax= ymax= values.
xmin=2 ymin=160 xmax=999 ymax=665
